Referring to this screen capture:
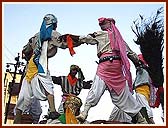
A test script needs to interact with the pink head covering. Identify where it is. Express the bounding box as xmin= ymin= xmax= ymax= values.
xmin=98 ymin=17 xmax=115 ymax=31
xmin=98 ymin=17 xmax=115 ymax=25
xmin=98 ymin=17 xmax=132 ymax=91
